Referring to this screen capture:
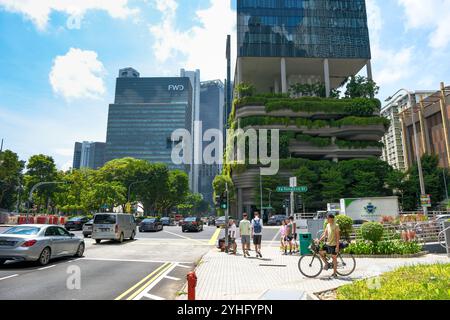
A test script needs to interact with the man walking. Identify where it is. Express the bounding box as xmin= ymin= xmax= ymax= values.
xmin=239 ymin=213 xmax=251 ymax=258
xmin=251 ymin=212 xmax=264 ymax=258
